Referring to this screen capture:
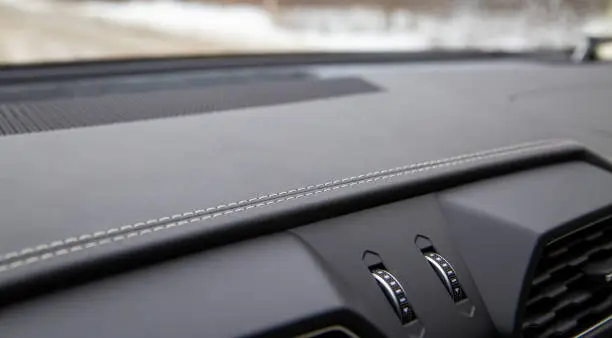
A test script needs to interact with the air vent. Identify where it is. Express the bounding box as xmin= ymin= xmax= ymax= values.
xmin=522 ymin=216 xmax=612 ymax=338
